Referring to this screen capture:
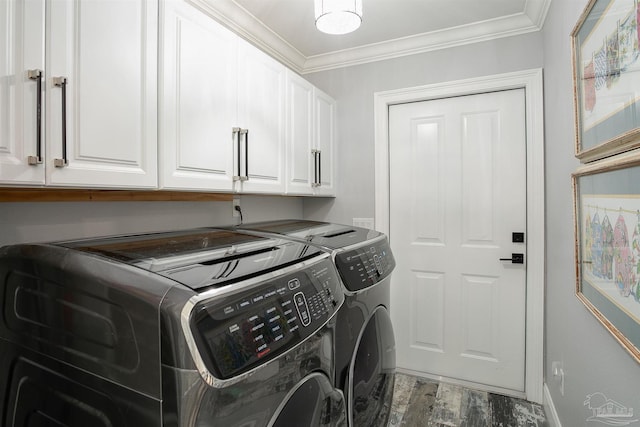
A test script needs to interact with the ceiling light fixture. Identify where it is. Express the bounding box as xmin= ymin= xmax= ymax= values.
xmin=314 ymin=0 xmax=362 ymax=35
